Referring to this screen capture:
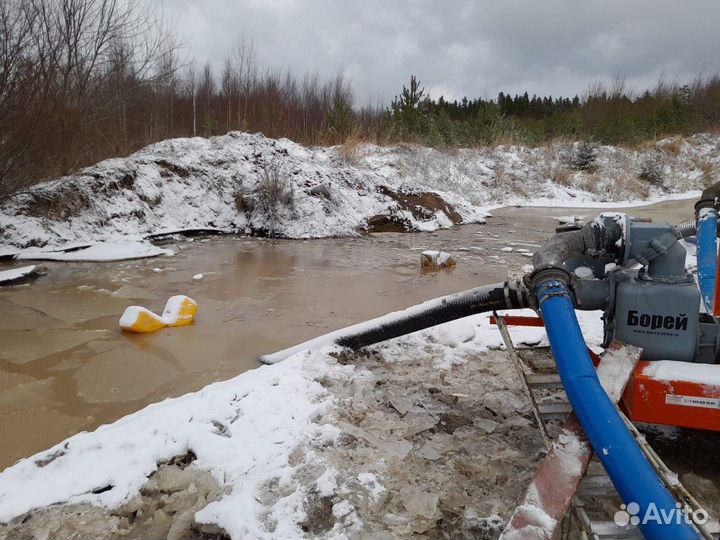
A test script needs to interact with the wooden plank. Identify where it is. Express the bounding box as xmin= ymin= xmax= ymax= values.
xmin=499 ymin=342 xmax=642 ymax=540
